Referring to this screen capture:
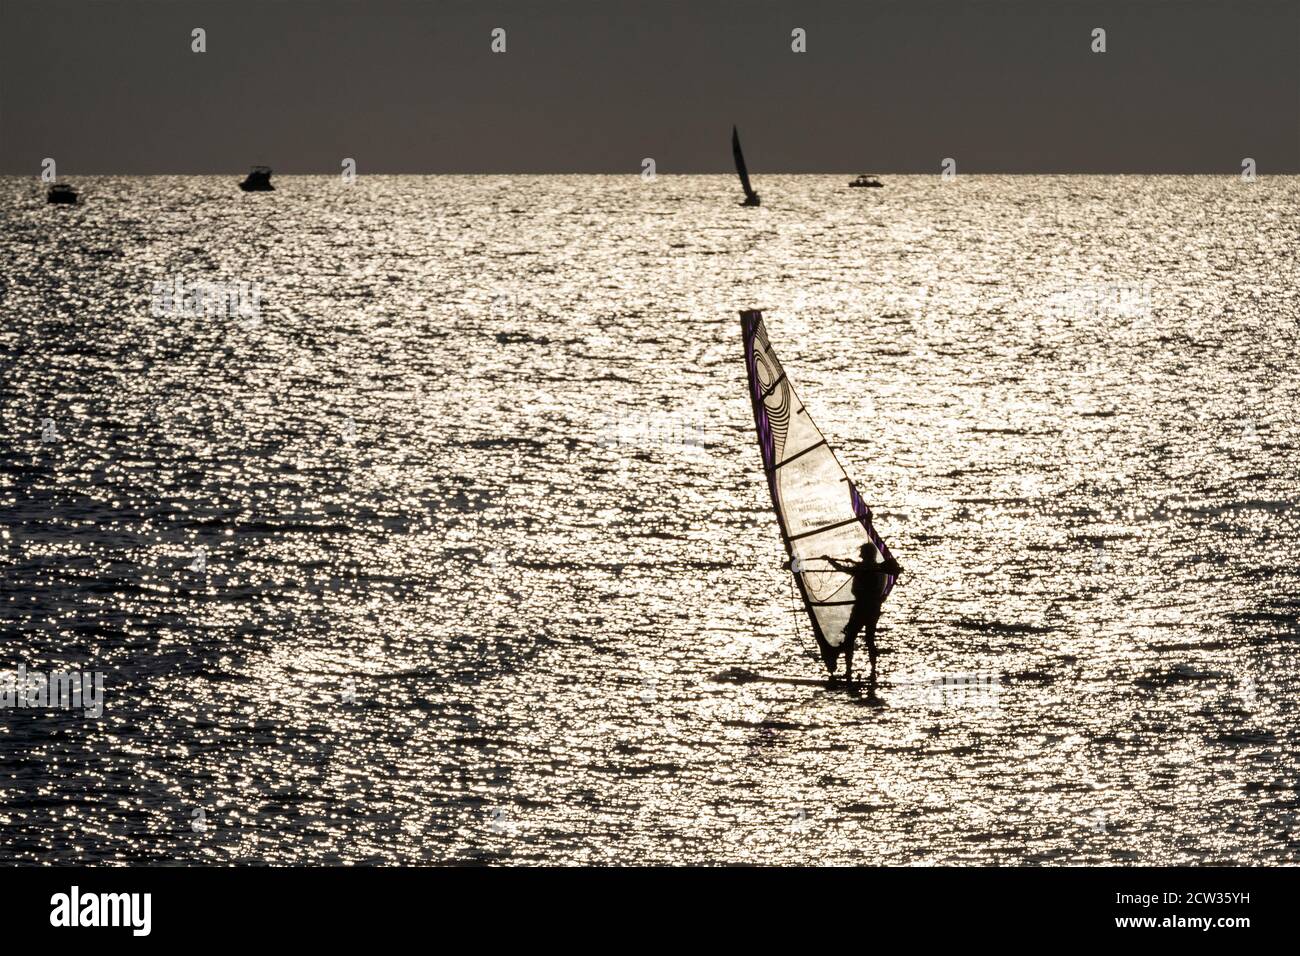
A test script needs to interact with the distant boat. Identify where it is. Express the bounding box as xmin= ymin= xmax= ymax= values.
xmin=732 ymin=126 xmax=760 ymax=207
xmin=46 ymin=183 xmax=78 ymax=205
xmin=238 ymin=166 xmax=274 ymax=192
xmin=849 ymin=174 xmax=883 ymax=188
